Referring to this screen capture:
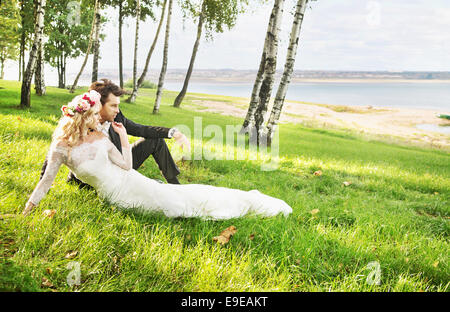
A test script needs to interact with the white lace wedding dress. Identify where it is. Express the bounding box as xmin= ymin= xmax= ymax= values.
xmin=28 ymin=136 xmax=292 ymax=220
